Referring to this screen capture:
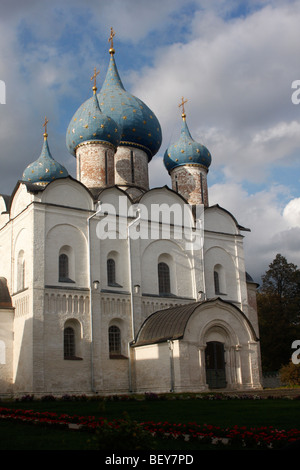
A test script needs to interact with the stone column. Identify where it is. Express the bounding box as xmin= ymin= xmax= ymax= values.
xmin=198 ymin=345 xmax=209 ymax=389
